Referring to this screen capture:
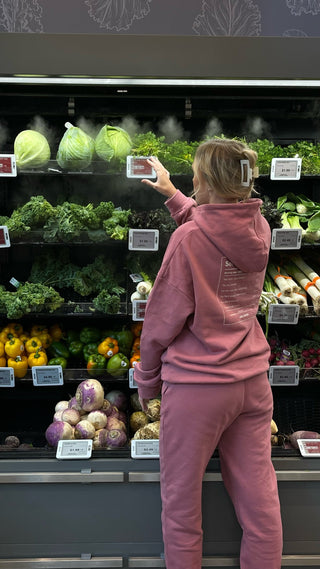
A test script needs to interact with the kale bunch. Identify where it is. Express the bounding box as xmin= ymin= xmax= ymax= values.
xmin=92 ymin=290 xmax=122 ymax=314
xmin=129 ymin=208 xmax=176 ymax=233
xmin=16 ymin=195 xmax=56 ymax=228
xmin=28 ymin=249 xmax=79 ymax=289
xmin=73 ymin=255 xmax=125 ymax=297
xmin=0 ymin=282 xmax=64 ymax=319
xmin=102 ymin=209 xmax=131 ymax=240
